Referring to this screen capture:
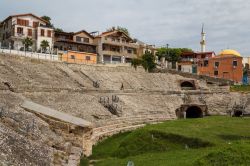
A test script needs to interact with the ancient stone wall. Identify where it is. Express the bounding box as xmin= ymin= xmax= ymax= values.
xmin=1 ymin=53 xmax=250 ymax=165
